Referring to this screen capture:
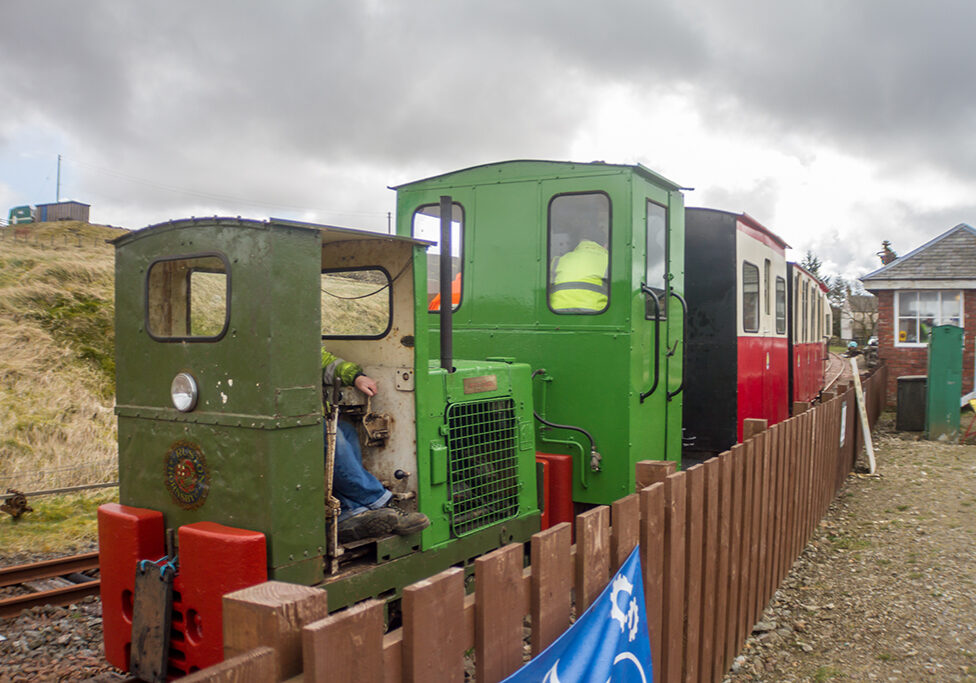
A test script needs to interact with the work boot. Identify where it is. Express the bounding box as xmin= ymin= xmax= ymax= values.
xmin=337 ymin=508 xmax=397 ymax=543
xmin=386 ymin=501 xmax=430 ymax=536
